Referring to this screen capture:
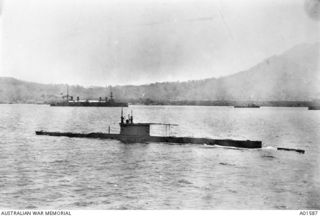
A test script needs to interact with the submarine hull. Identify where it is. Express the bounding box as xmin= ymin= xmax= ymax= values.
xmin=35 ymin=131 xmax=262 ymax=149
